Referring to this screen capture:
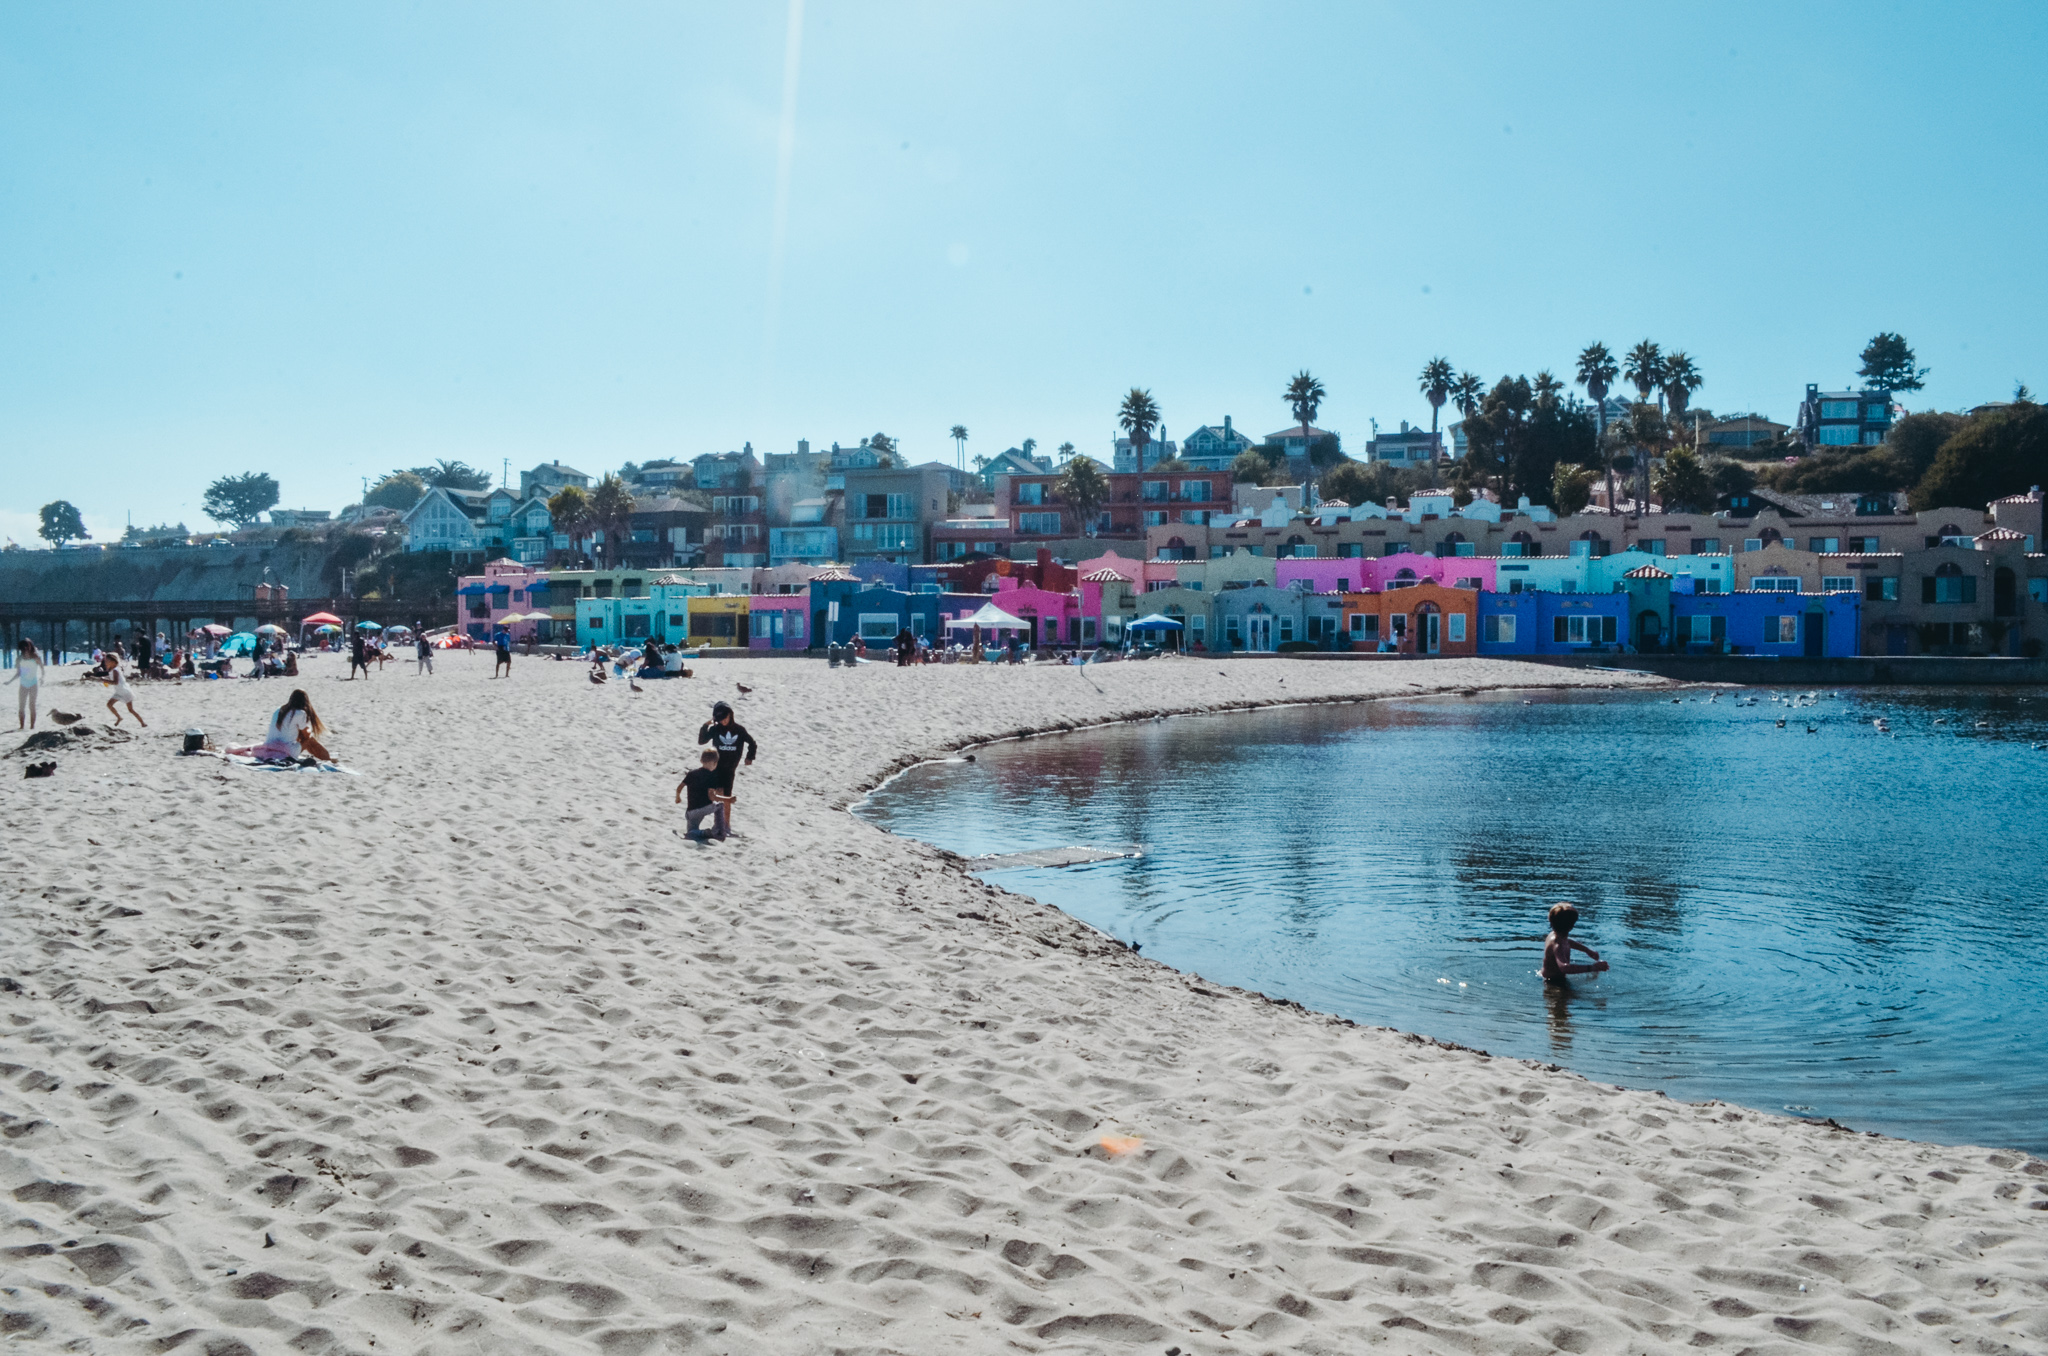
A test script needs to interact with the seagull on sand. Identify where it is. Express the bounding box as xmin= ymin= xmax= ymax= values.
xmin=50 ymin=711 xmax=83 ymax=726
xmin=736 ymin=683 xmax=753 ymax=695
